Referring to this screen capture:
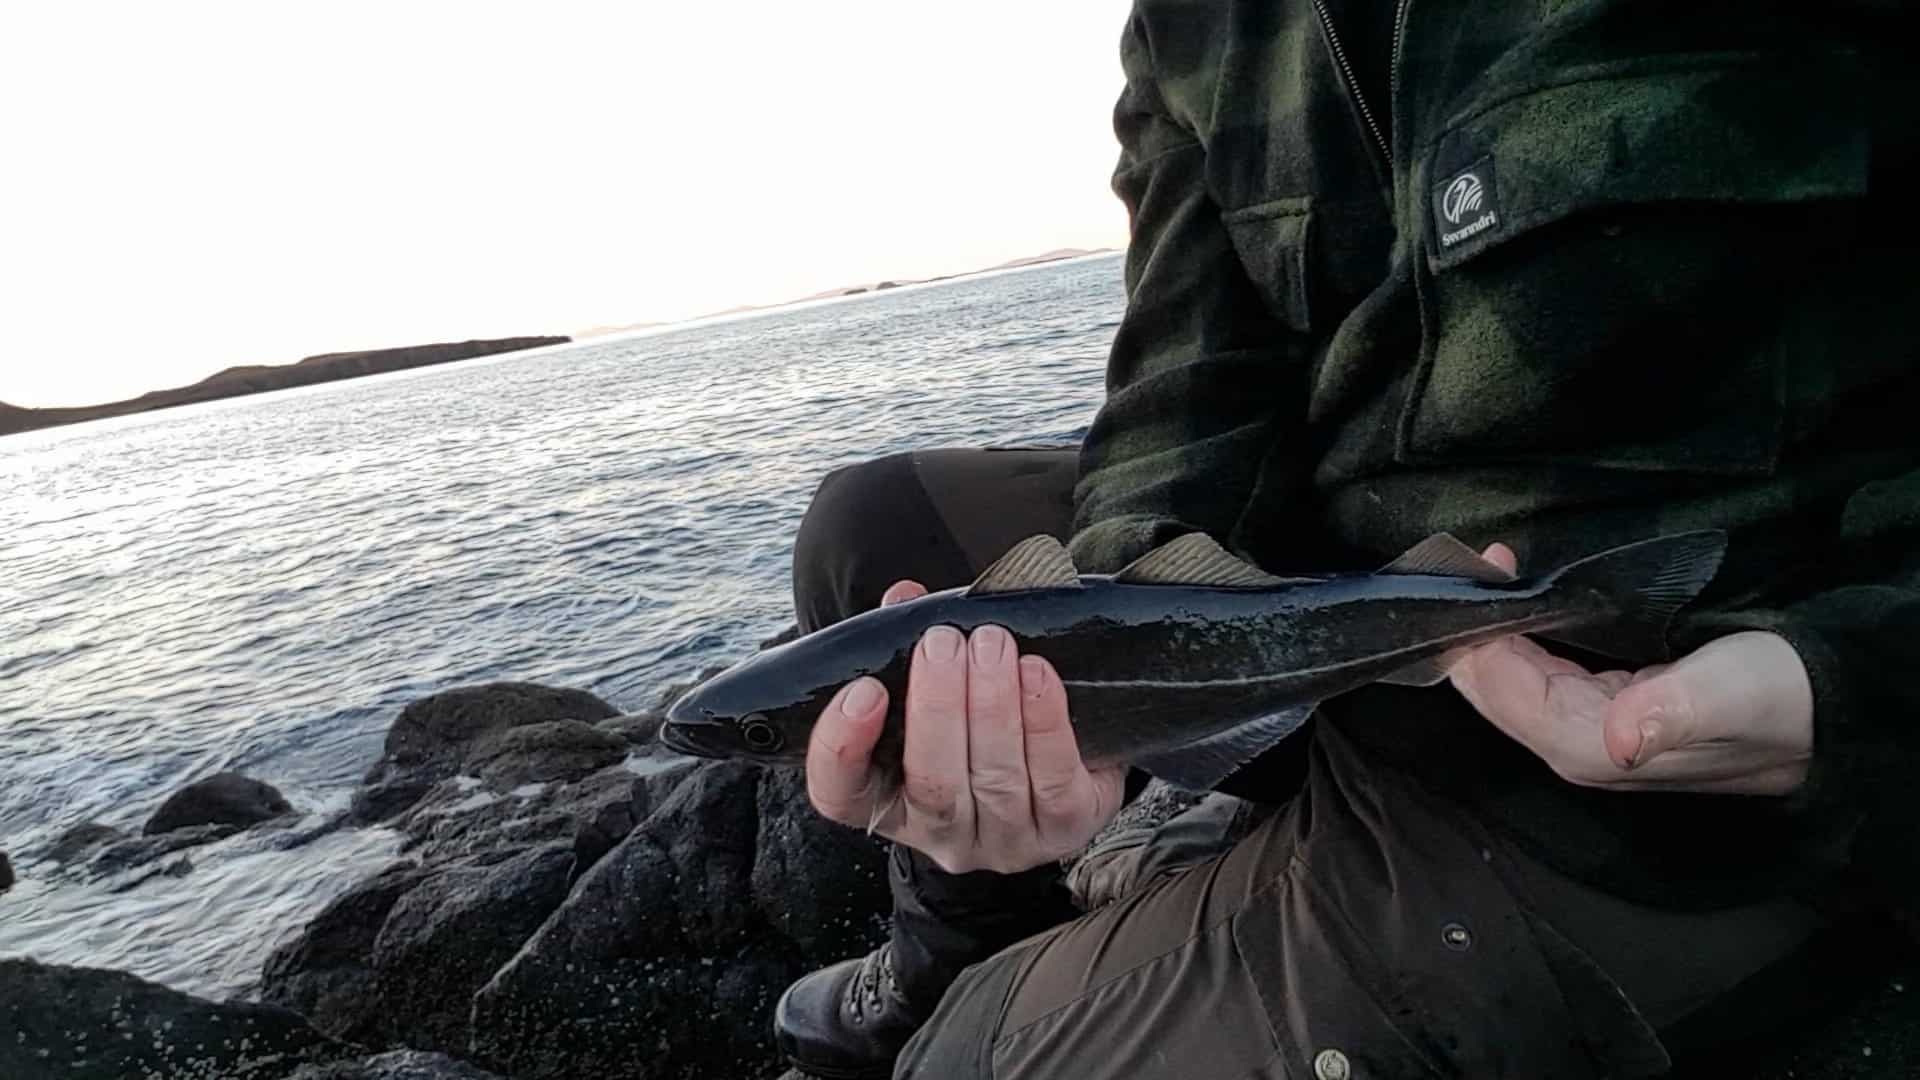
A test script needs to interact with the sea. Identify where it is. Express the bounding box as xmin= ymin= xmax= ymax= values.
xmin=0 ymin=253 xmax=1123 ymax=999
